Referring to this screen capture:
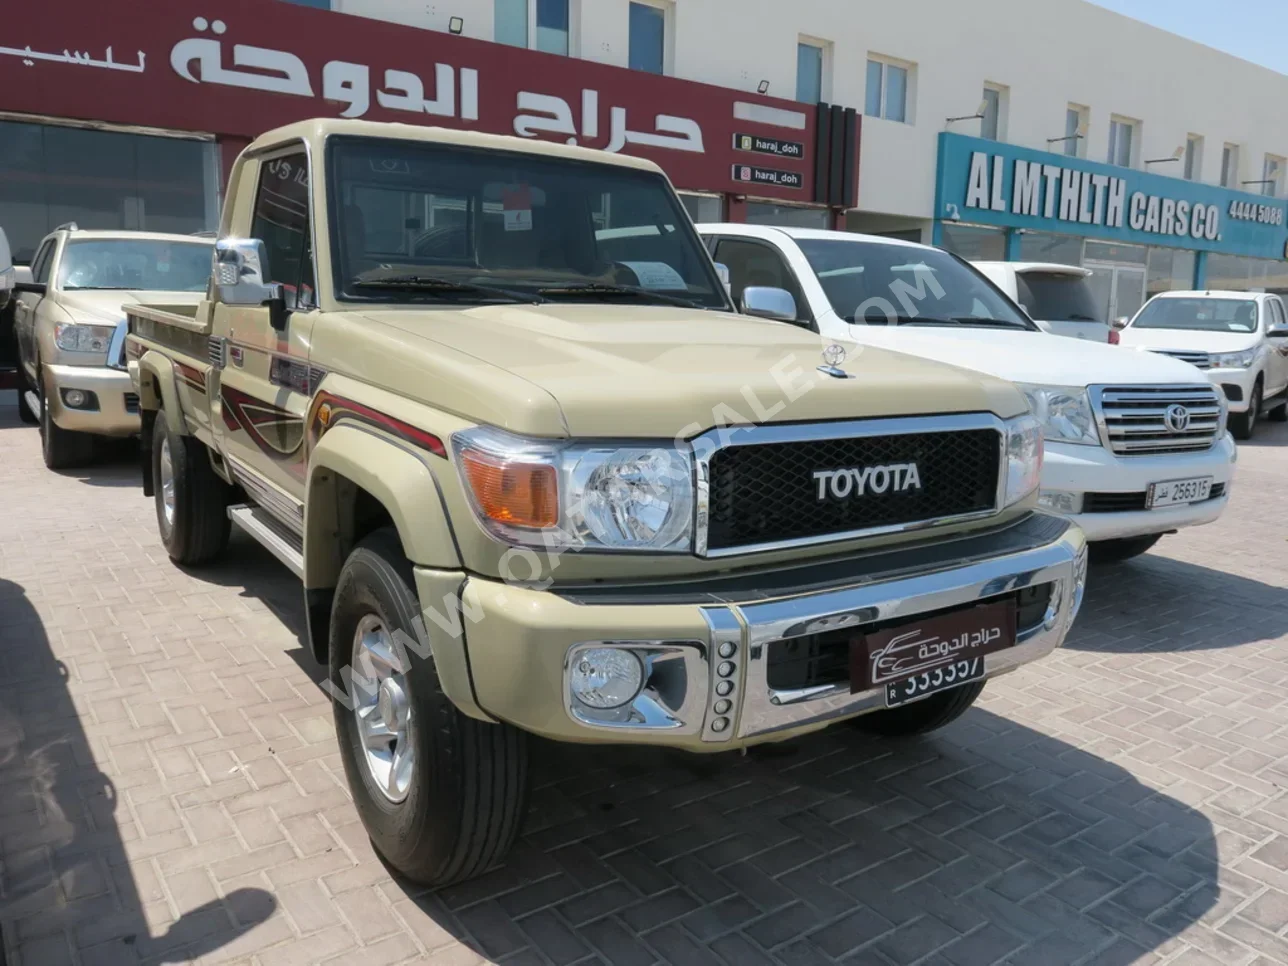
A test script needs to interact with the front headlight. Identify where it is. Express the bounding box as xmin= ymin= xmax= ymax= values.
xmin=54 ymin=322 xmax=116 ymax=353
xmin=1211 ymin=348 xmax=1257 ymax=369
xmin=1018 ymin=384 xmax=1100 ymax=446
xmin=453 ymin=426 xmax=694 ymax=552
xmin=1003 ymin=413 xmax=1043 ymax=508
